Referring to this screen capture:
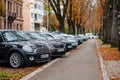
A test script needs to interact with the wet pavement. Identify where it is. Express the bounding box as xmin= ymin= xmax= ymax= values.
xmin=29 ymin=39 xmax=102 ymax=80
